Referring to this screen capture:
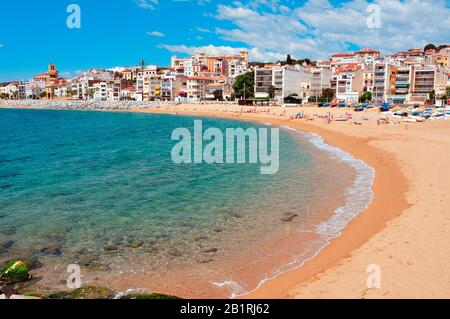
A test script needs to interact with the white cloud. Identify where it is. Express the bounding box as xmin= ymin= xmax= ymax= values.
xmin=158 ymin=44 xmax=285 ymax=62
xmin=147 ymin=31 xmax=166 ymax=37
xmin=196 ymin=27 xmax=211 ymax=33
xmin=60 ymin=70 xmax=83 ymax=78
xmin=294 ymin=0 xmax=450 ymax=55
xmin=158 ymin=0 xmax=450 ymax=62
xmin=135 ymin=0 xmax=158 ymax=10
xmin=211 ymin=0 xmax=450 ymax=59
